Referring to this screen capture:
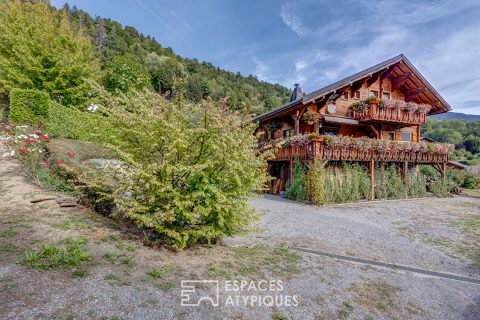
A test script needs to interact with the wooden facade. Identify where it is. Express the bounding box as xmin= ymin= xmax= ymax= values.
xmin=254 ymin=55 xmax=453 ymax=195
